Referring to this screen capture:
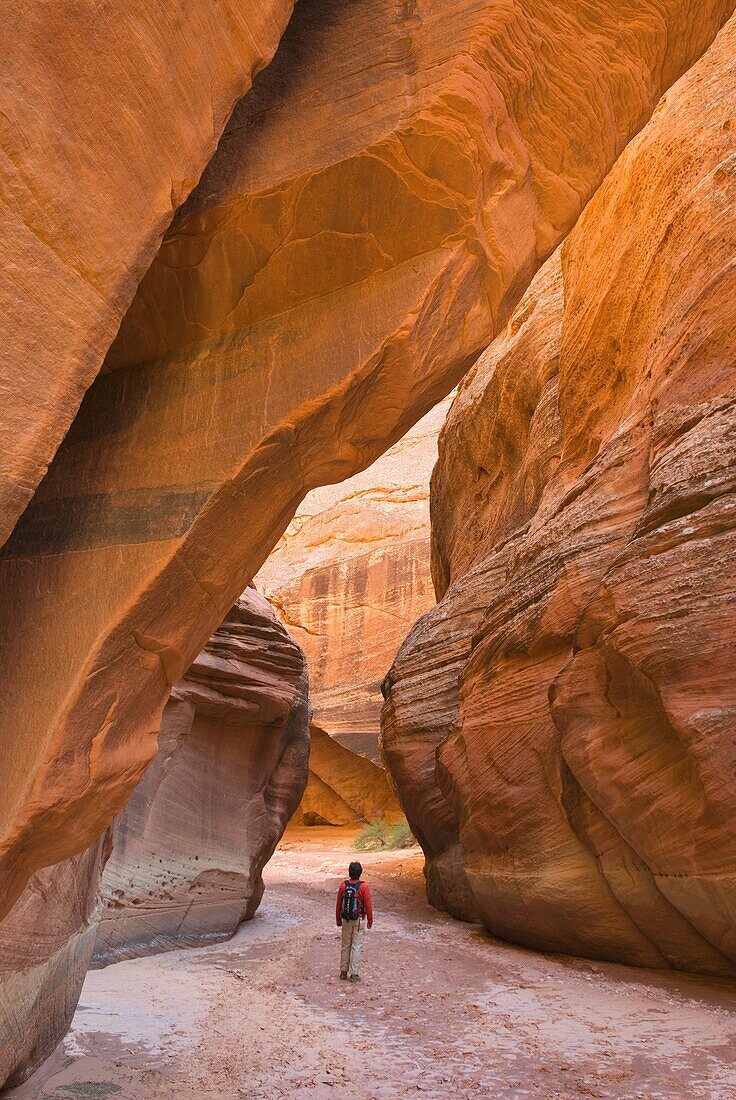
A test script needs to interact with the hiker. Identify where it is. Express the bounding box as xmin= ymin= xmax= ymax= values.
xmin=336 ymin=860 xmax=373 ymax=982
